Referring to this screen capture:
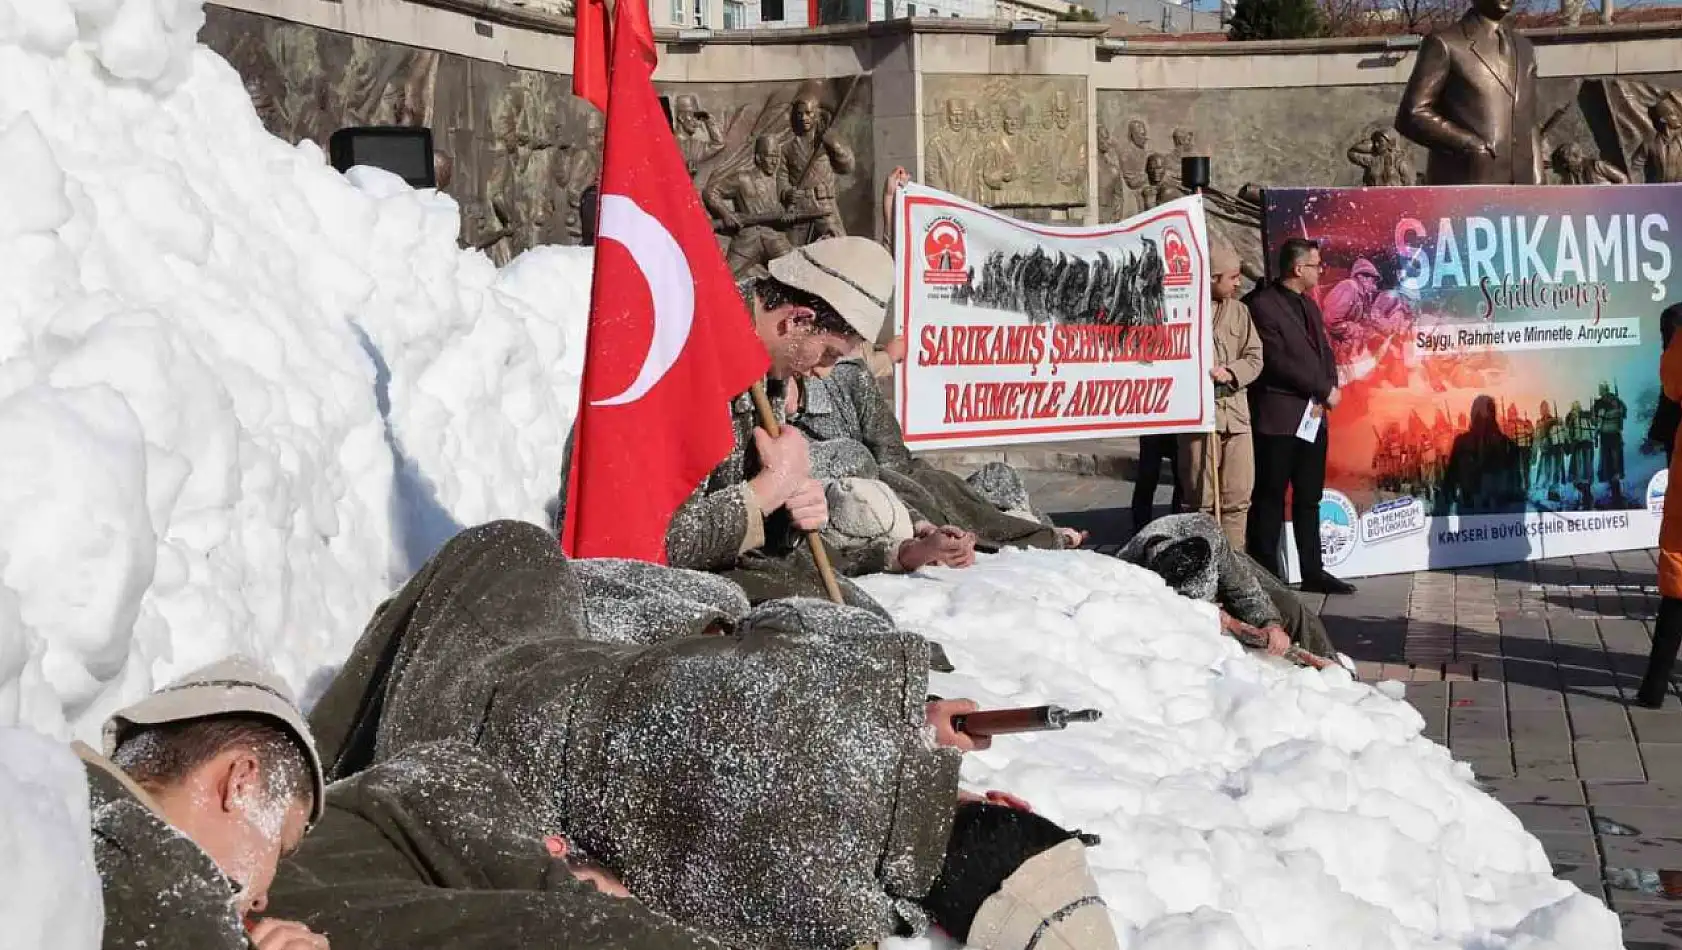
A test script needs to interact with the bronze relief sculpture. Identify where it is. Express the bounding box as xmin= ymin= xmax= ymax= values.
xmin=1395 ymin=0 xmax=1541 ymax=185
